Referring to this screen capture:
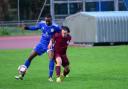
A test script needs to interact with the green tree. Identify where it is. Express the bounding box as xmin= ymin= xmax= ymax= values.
xmin=0 ymin=0 xmax=10 ymax=21
xmin=19 ymin=0 xmax=48 ymax=20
